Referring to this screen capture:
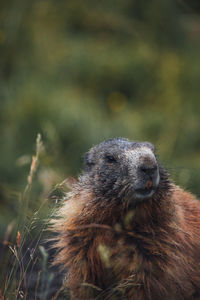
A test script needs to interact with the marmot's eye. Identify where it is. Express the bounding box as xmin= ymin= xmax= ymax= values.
xmin=105 ymin=155 xmax=116 ymax=163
